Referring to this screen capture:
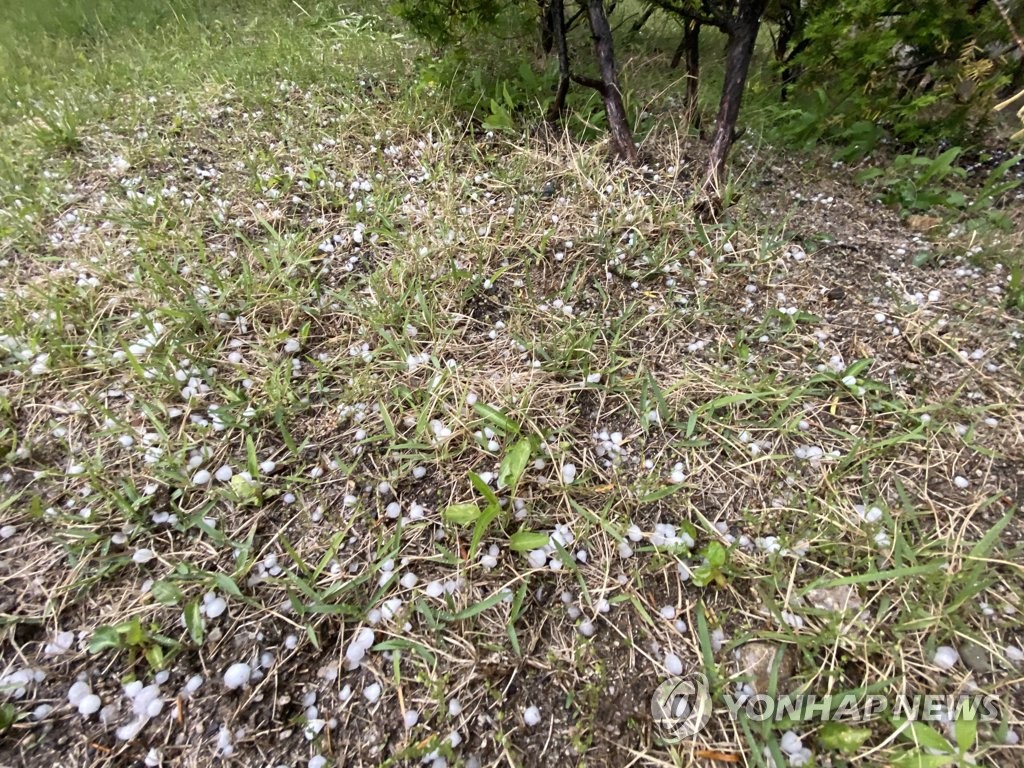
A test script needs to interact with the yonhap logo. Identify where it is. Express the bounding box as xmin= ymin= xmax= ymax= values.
xmin=651 ymin=674 xmax=712 ymax=741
